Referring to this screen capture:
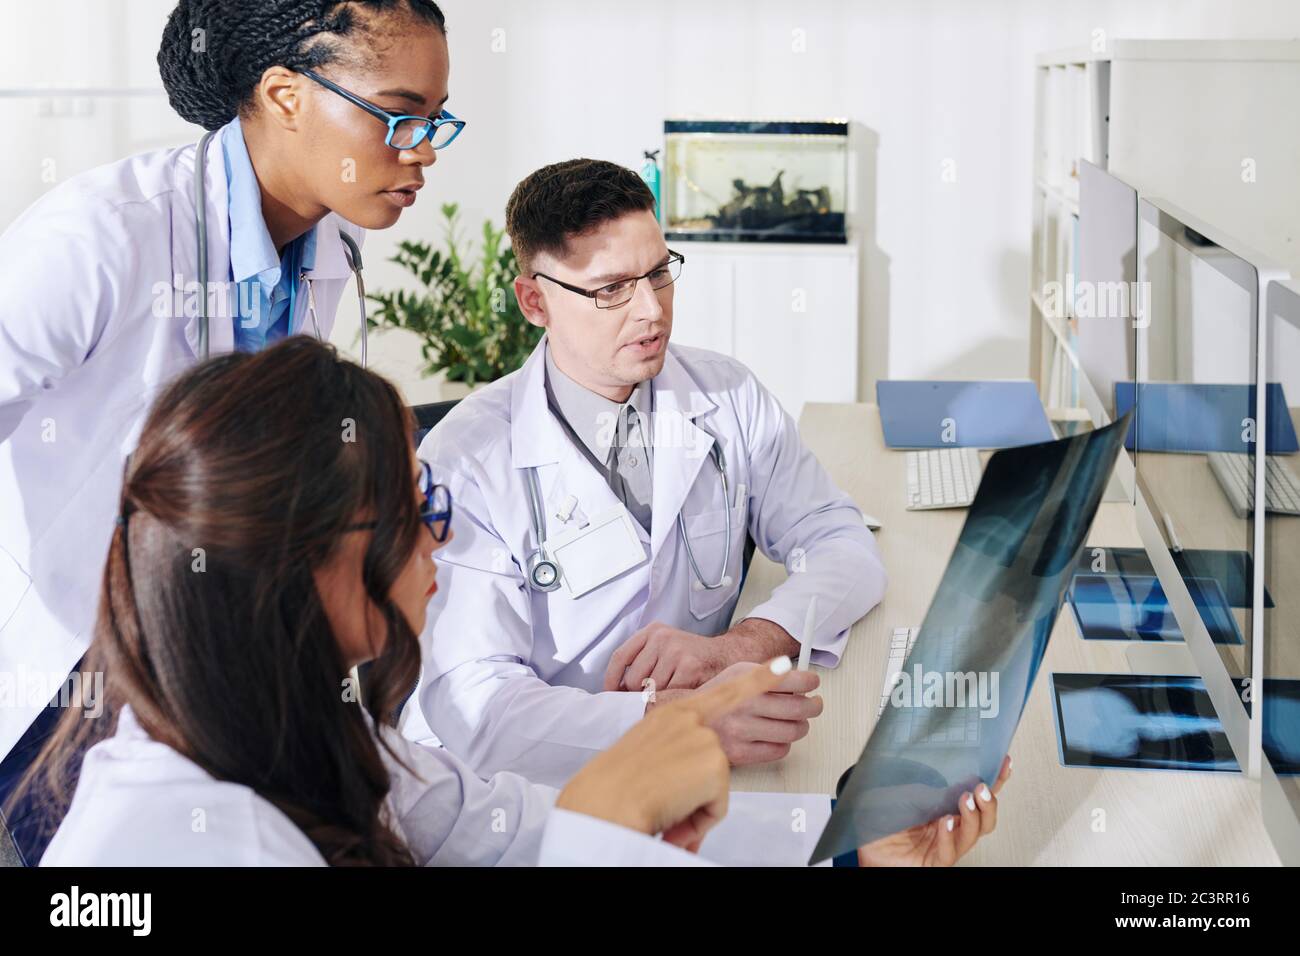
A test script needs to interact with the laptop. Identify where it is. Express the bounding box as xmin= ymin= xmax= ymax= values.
xmin=876 ymin=380 xmax=1055 ymax=449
